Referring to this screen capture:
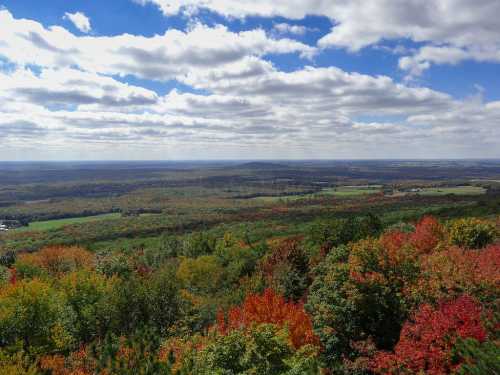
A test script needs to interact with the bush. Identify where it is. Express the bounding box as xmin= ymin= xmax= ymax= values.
xmin=449 ymin=218 xmax=496 ymax=249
